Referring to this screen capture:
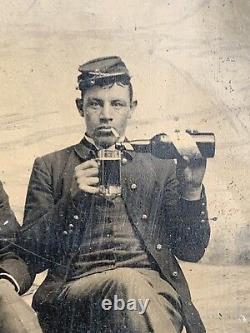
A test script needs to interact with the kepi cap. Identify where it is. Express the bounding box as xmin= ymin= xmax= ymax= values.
xmin=78 ymin=56 xmax=131 ymax=90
